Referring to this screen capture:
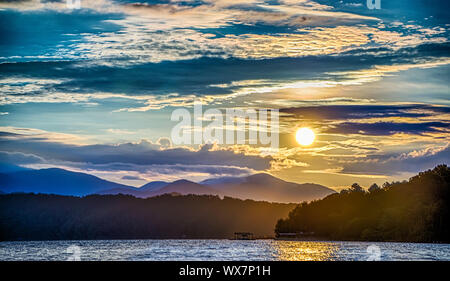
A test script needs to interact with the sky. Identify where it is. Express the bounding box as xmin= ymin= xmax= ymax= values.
xmin=0 ymin=0 xmax=449 ymax=190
